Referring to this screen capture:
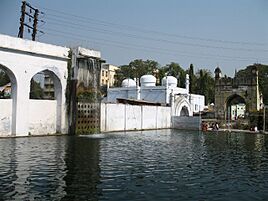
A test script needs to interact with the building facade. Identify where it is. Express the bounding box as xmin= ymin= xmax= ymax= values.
xmin=100 ymin=64 xmax=119 ymax=87
xmin=214 ymin=66 xmax=262 ymax=120
xmin=106 ymin=74 xmax=205 ymax=116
